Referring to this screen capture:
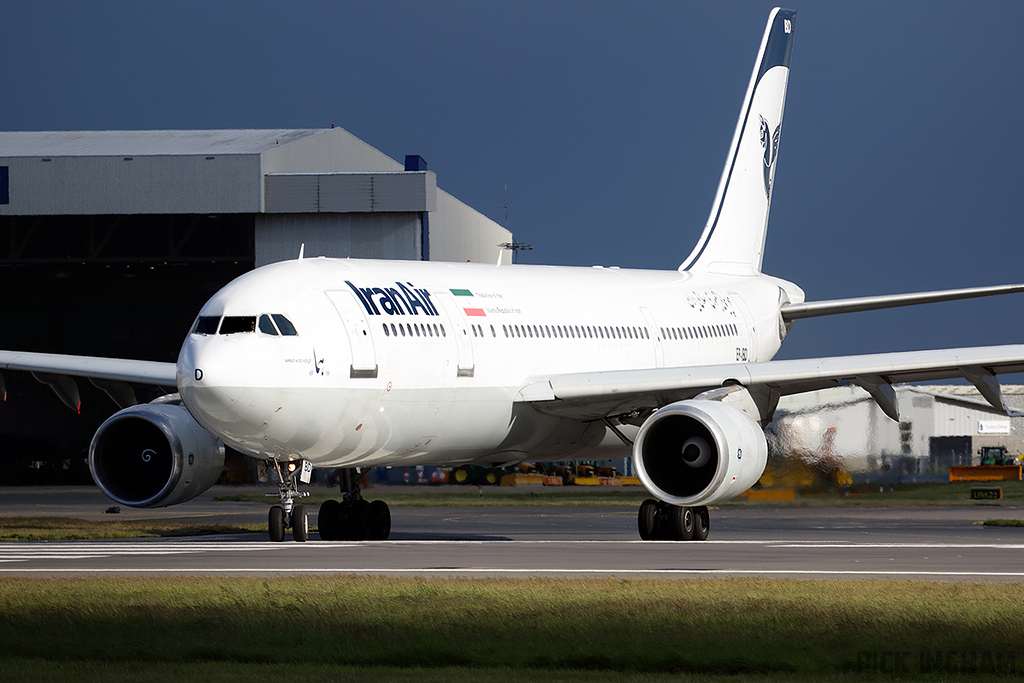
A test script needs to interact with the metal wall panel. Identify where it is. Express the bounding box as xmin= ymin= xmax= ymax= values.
xmin=254 ymin=213 xmax=420 ymax=266
xmin=264 ymin=172 xmax=436 ymax=214
xmin=0 ymin=155 xmax=262 ymax=215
